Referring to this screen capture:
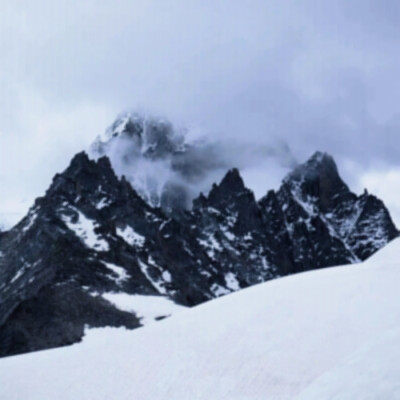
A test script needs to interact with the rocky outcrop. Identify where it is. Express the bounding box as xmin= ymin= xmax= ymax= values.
xmin=0 ymin=150 xmax=397 ymax=357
